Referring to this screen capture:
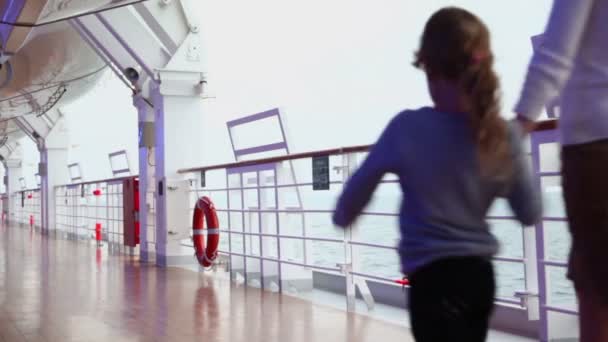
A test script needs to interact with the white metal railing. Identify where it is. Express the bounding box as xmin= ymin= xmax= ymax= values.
xmin=186 ymin=183 xmax=528 ymax=303
xmin=176 ymin=146 xmax=553 ymax=309
xmin=54 ymin=177 xmax=135 ymax=251
xmin=26 ymin=119 xmax=572 ymax=340
xmin=14 ymin=189 xmax=41 ymax=227
xmin=175 ymin=120 xmax=576 ymax=340
xmin=51 ymin=174 xmax=156 ymax=257
xmin=531 ymin=128 xmax=578 ymax=341
xmin=142 ymin=180 xmax=157 ymax=257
